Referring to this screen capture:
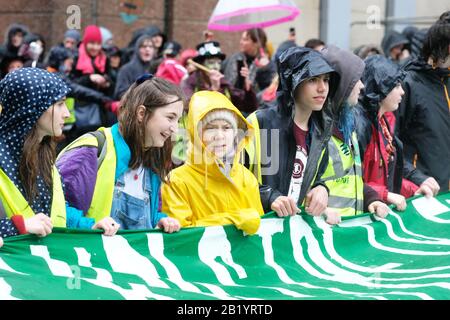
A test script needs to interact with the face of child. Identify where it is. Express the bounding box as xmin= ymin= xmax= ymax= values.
xmin=380 ymin=83 xmax=405 ymax=113
xmin=152 ymin=35 xmax=163 ymax=49
xmin=85 ymin=41 xmax=102 ymax=57
xmin=36 ymin=98 xmax=70 ymax=139
xmin=7 ymin=60 xmax=23 ymax=73
xmin=202 ymin=119 xmax=236 ymax=159
xmin=139 ymin=40 xmax=155 ymax=63
xmin=203 ymin=58 xmax=222 ymax=71
xmin=110 ymin=56 xmax=121 ymax=68
xmin=347 ymin=80 xmax=365 ymax=107
xmin=294 ymin=73 xmax=330 ymax=112
xmin=12 ymin=32 xmax=24 ymax=48
xmin=140 ymin=98 xmax=183 ymax=148
xmin=64 ymin=37 xmax=76 ymax=49
xmin=390 ymin=44 xmax=404 ymax=61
